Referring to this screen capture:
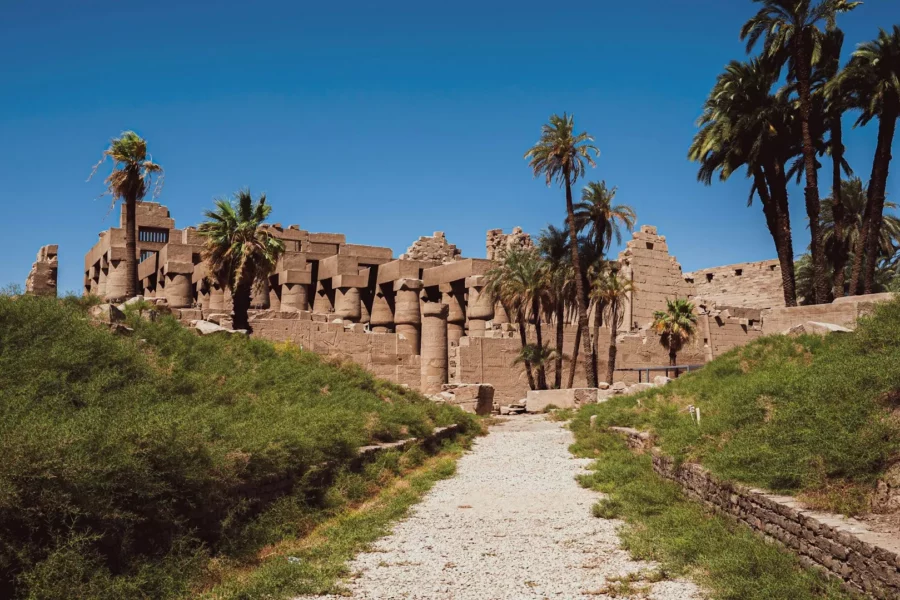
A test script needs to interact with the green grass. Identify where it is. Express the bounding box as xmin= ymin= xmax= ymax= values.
xmin=0 ymin=295 xmax=477 ymax=599
xmin=568 ymin=419 xmax=854 ymax=600
xmin=580 ymin=294 xmax=900 ymax=514
xmin=203 ymin=441 xmax=464 ymax=599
